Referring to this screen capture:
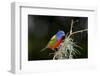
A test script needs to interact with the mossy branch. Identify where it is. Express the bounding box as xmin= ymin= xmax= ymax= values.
xmin=53 ymin=19 xmax=88 ymax=60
